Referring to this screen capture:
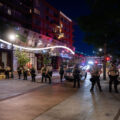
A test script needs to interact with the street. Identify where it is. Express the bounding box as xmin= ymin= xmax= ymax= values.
xmin=0 ymin=73 xmax=119 ymax=120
